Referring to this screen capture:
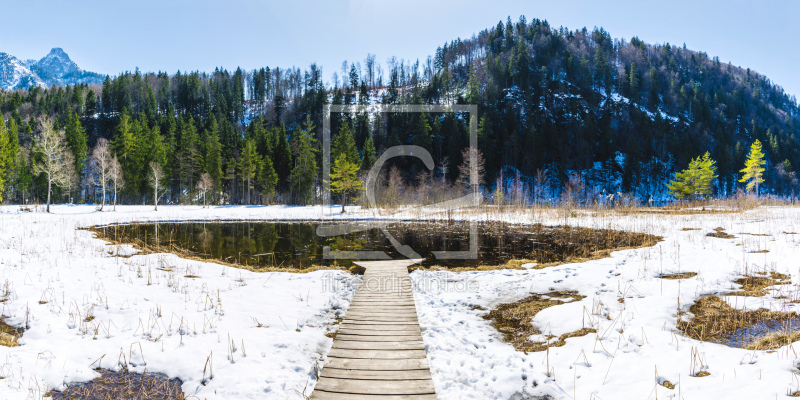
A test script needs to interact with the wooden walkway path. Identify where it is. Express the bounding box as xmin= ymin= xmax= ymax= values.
xmin=311 ymin=259 xmax=436 ymax=399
